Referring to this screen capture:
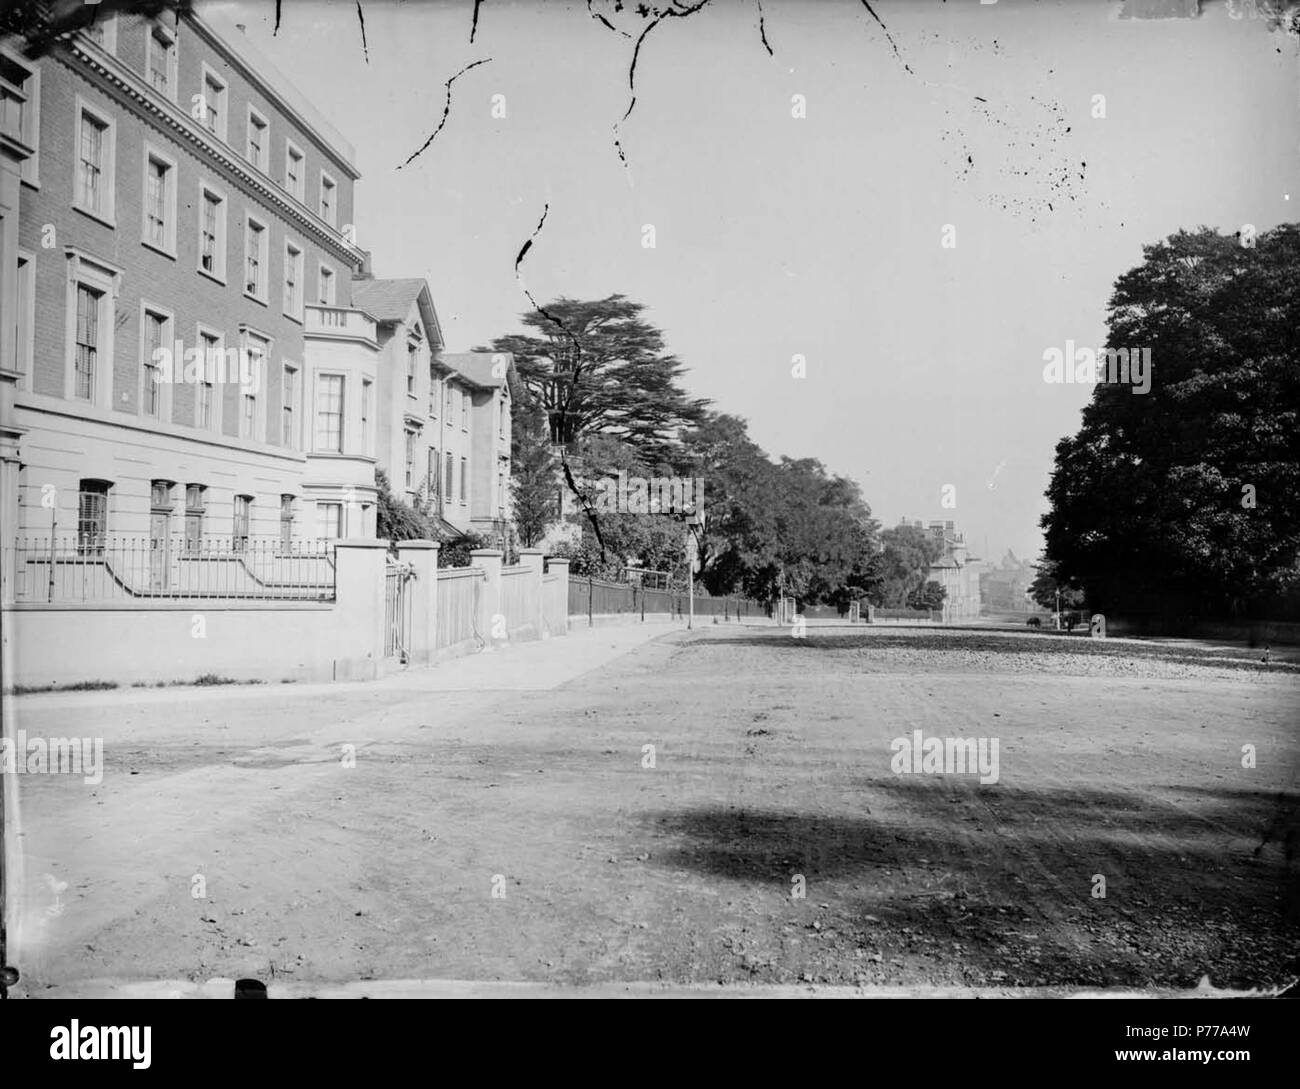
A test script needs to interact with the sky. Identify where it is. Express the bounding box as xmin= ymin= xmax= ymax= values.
xmin=204 ymin=0 xmax=1298 ymax=563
